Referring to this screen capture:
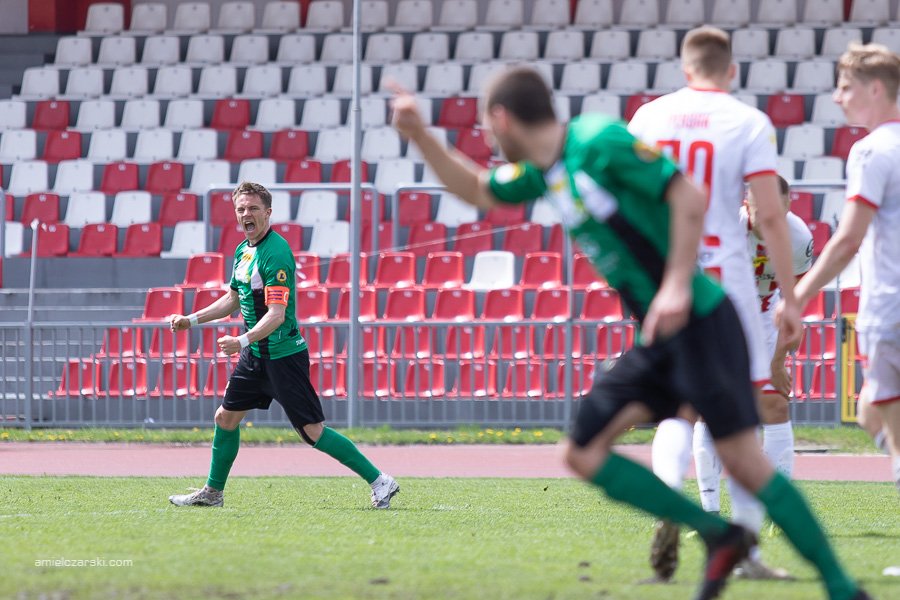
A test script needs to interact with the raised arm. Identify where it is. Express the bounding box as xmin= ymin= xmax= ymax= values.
xmin=169 ymin=288 xmax=240 ymax=332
